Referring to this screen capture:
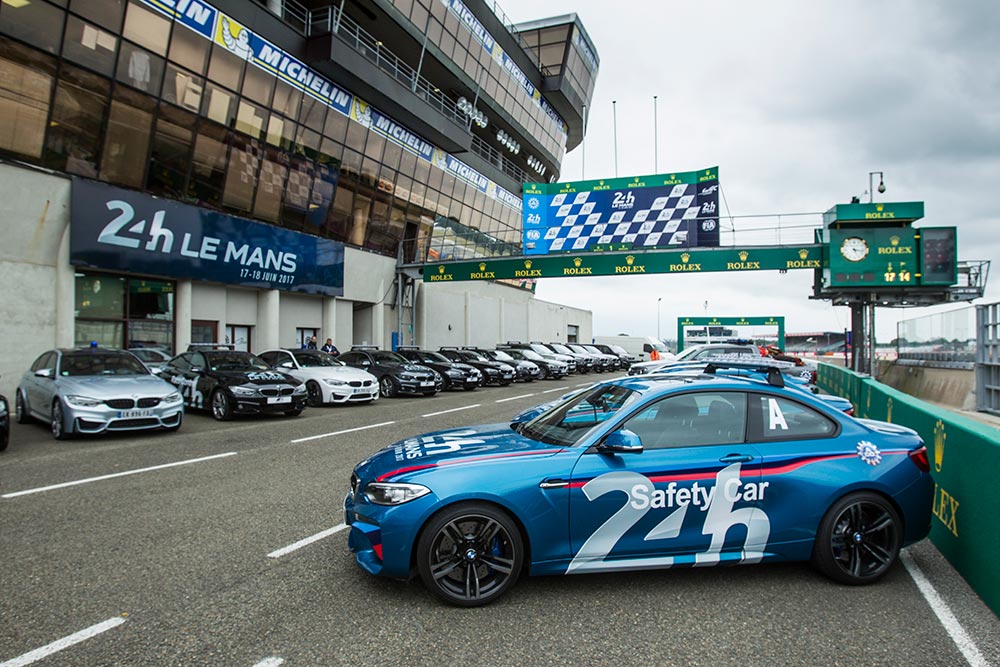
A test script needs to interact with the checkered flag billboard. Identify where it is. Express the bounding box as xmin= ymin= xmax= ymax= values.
xmin=522 ymin=167 xmax=719 ymax=255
